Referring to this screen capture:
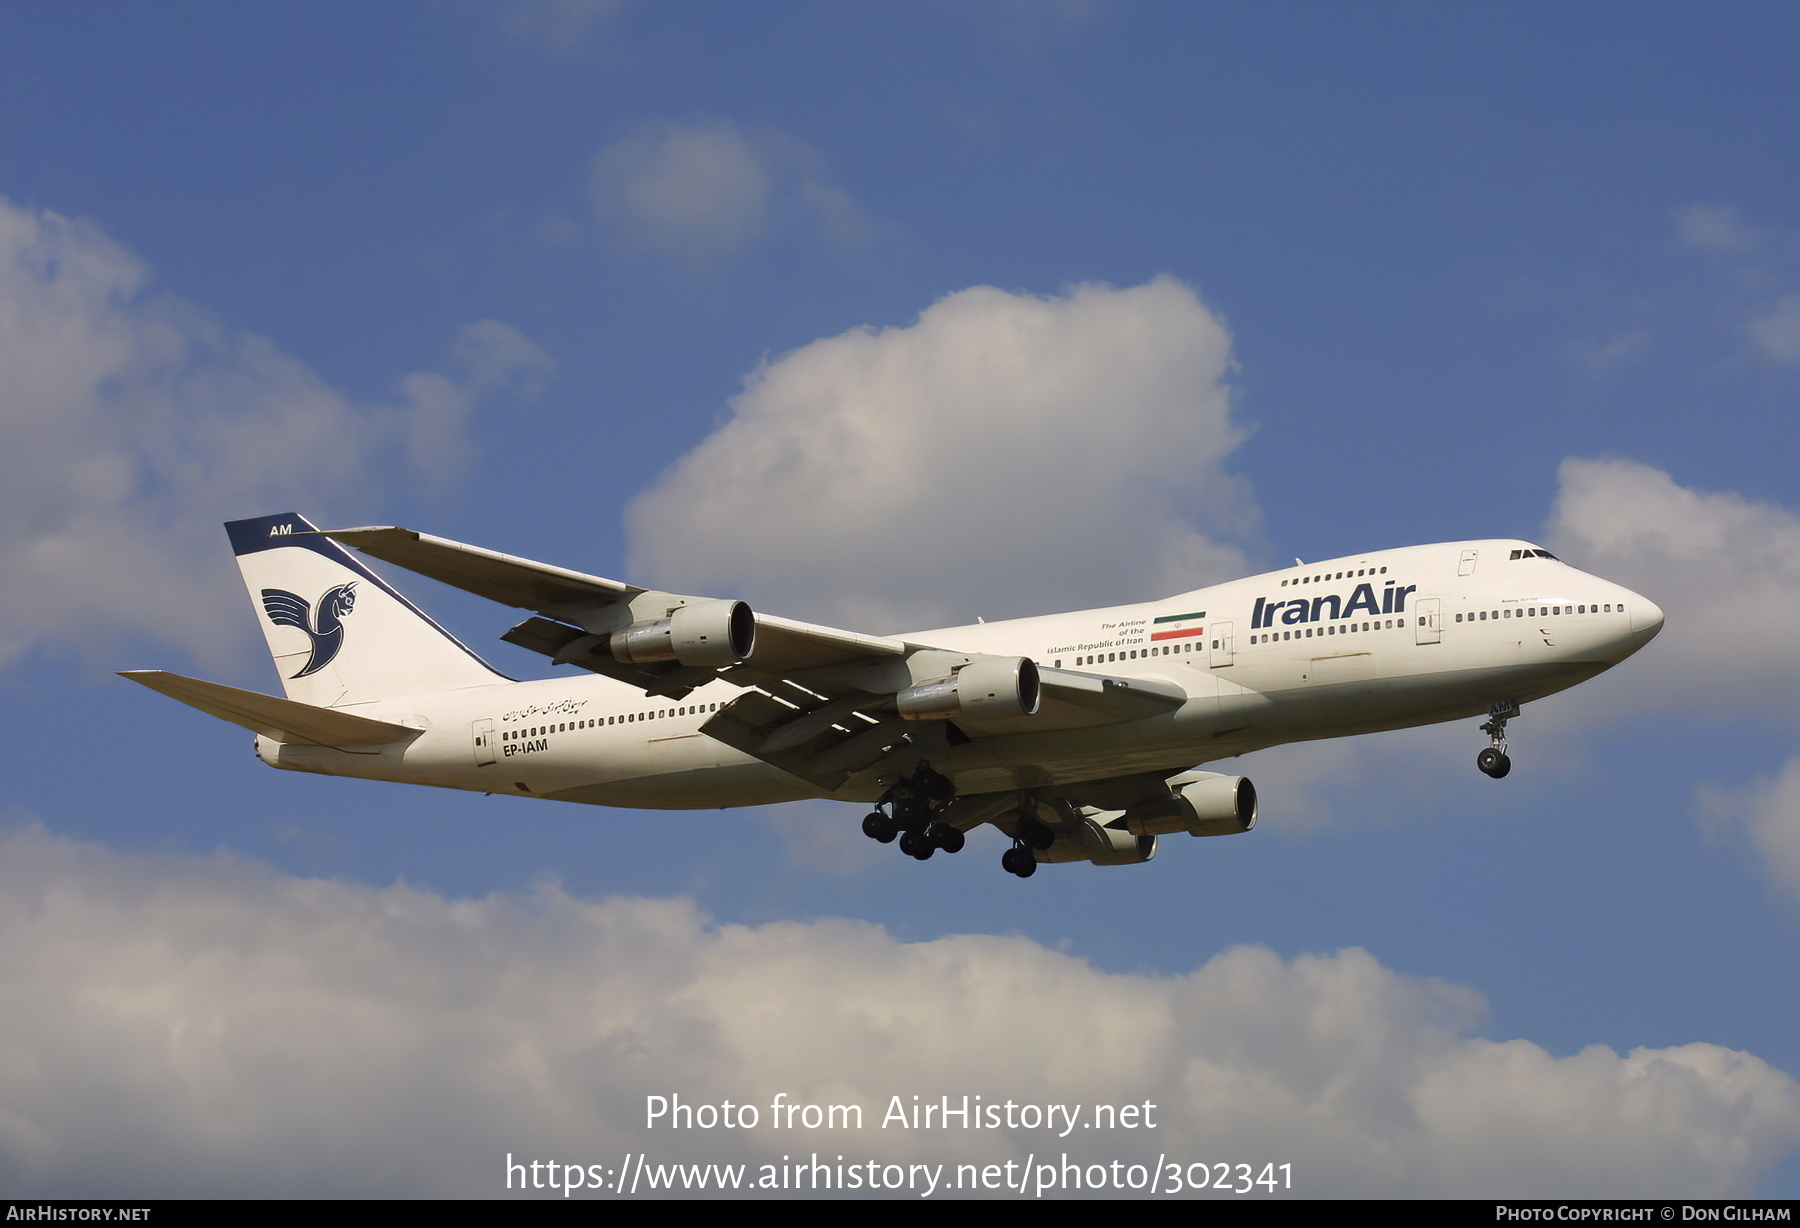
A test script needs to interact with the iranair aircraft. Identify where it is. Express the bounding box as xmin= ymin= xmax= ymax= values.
xmin=125 ymin=514 xmax=1663 ymax=879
